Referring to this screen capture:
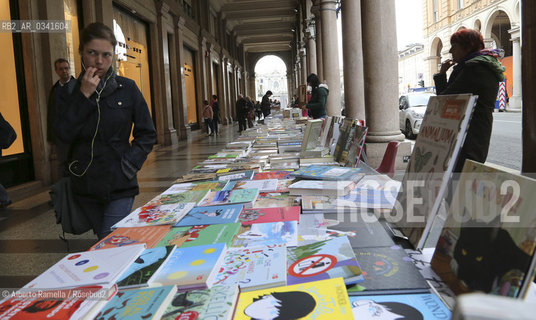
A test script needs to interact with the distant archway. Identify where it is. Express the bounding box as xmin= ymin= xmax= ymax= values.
xmin=484 ymin=10 xmax=513 ymax=57
xmin=254 ymin=55 xmax=289 ymax=107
